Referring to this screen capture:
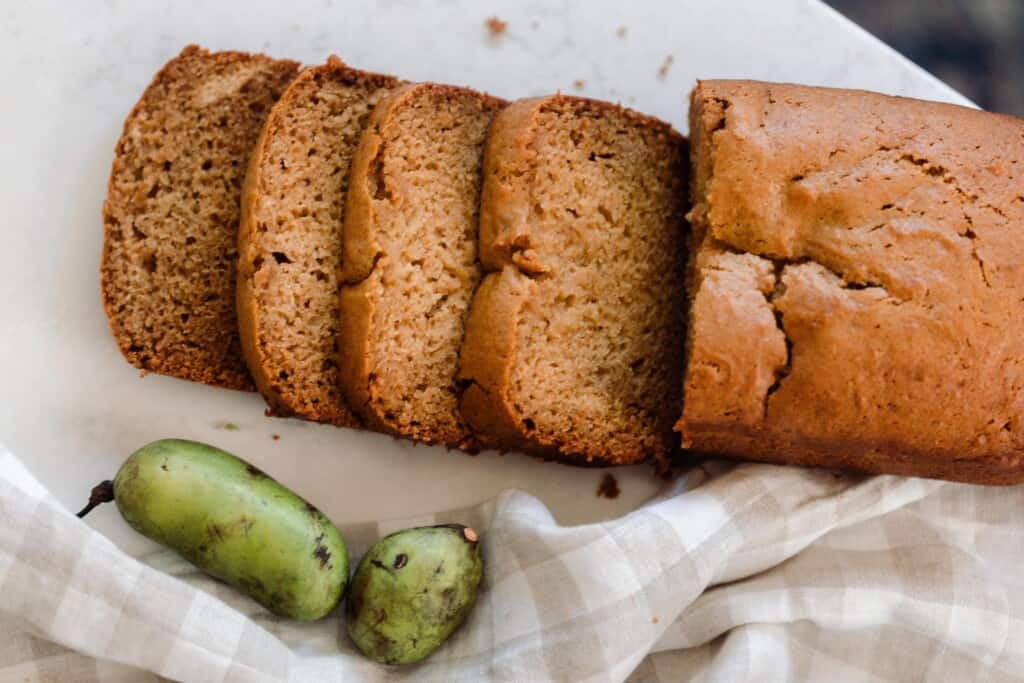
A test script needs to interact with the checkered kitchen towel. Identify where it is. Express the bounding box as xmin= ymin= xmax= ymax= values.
xmin=2 ymin=442 xmax=1023 ymax=683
